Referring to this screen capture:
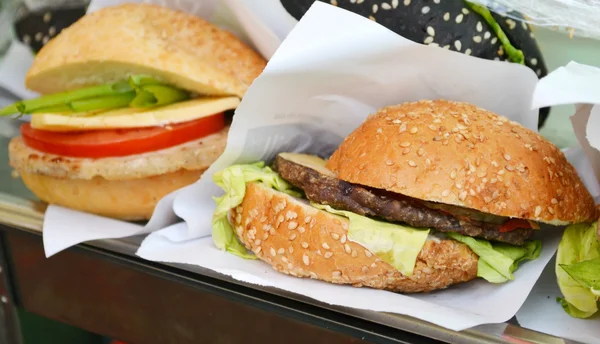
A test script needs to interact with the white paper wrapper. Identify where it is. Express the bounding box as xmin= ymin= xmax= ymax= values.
xmin=0 ymin=0 xmax=276 ymax=257
xmin=133 ymin=2 xmax=569 ymax=331
xmin=515 ymin=62 xmax=600 ymax=342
